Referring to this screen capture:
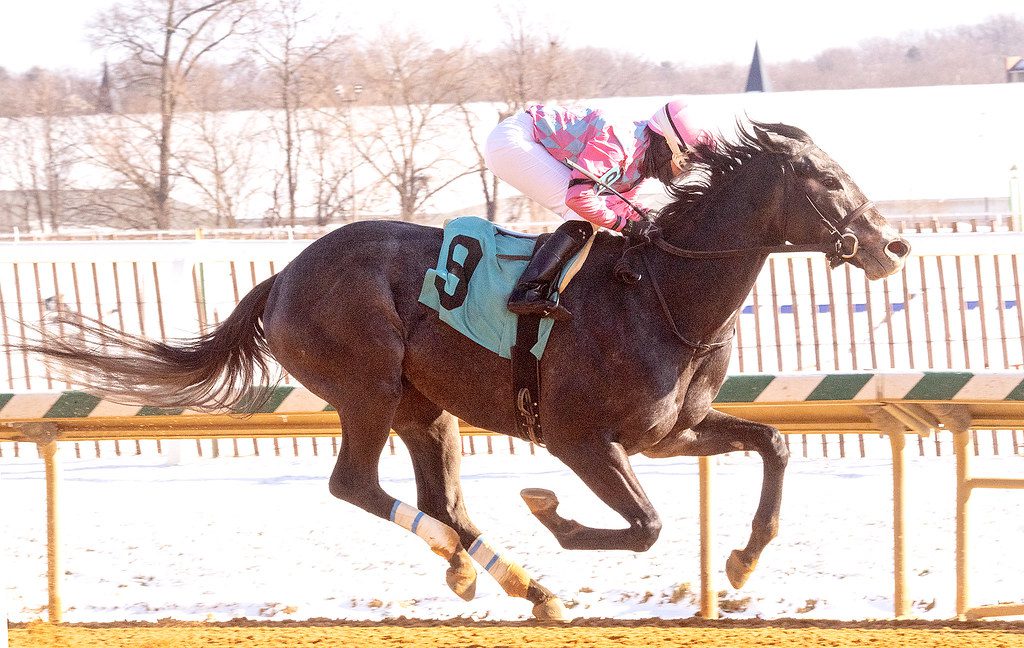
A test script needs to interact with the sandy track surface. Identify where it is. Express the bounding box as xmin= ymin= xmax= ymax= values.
xmin=10 ymin=618 xmax=1024 ymax=647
